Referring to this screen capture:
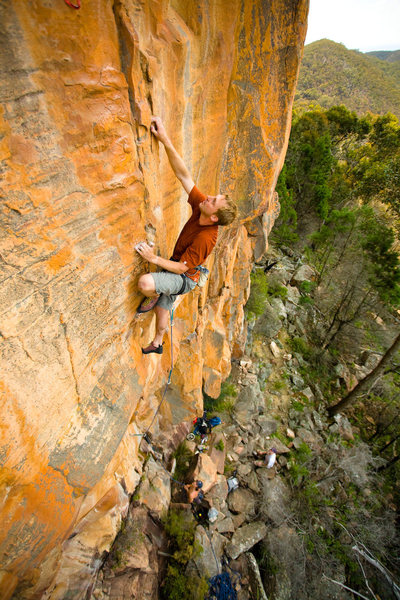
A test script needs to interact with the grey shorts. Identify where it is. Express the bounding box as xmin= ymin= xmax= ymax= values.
xmin=151 ymin=271 xmax=197 ymax=311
